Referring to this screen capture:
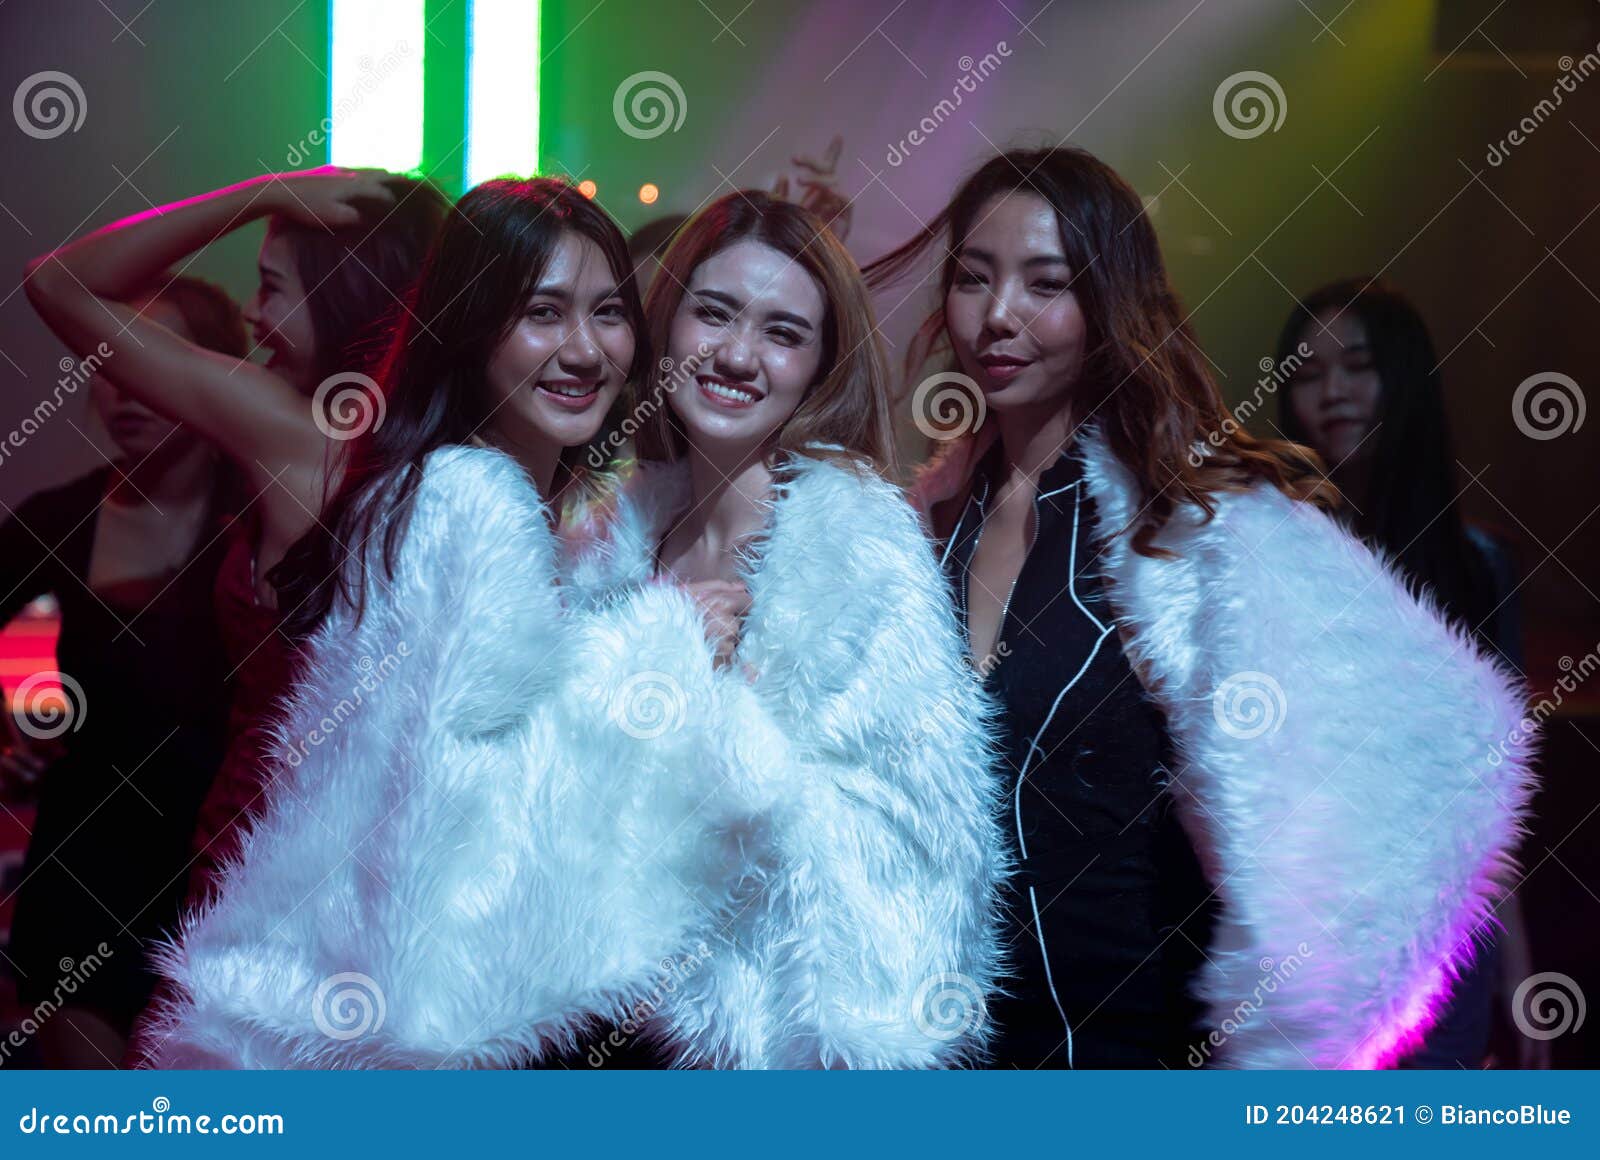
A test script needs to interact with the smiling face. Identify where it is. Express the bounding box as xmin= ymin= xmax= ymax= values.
xmin=664 ymin=239 xmax=826 ymax=455
xmin=943 ymin=191 xmax=1088 ymax=416
xmin=1287 ymin=308 xmax=1383 ymax=469
xmin=242 ymin=223 xmax=320 ymax=392
xmin=91 ymin=296 xmax=203 ymax=462
xmin=481 ymin=229 xmax=633 ymax=450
